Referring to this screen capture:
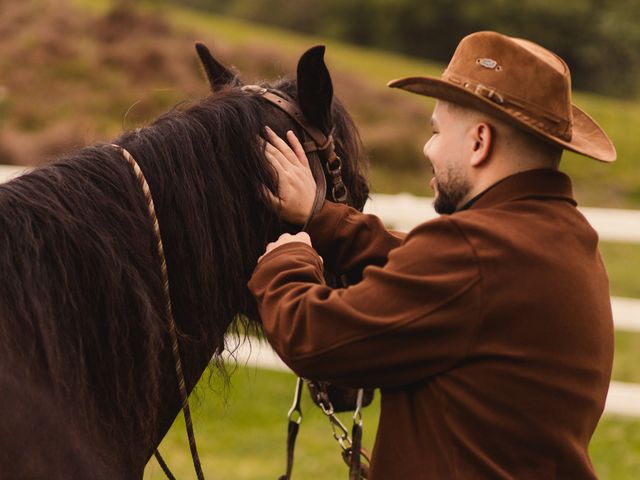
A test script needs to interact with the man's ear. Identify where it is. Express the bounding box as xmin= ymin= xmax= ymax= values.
xmin=195 ymin=42 xmax=241 ymax=92
xmin=469 ymin=122 xmax=493 ymax=167
xmin=297 ymin=45 xmax=333 ymax=132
